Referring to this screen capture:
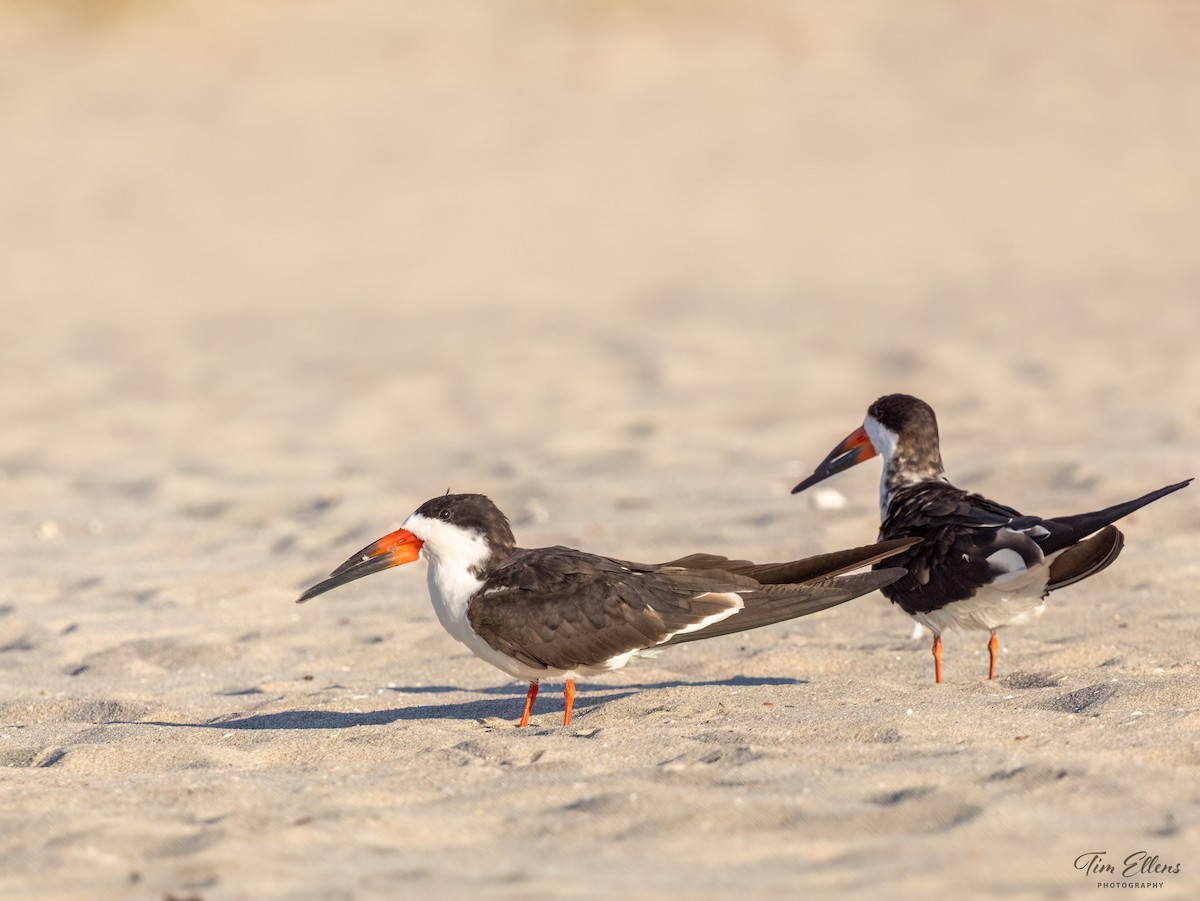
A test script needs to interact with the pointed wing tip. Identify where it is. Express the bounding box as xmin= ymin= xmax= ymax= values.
xmin=1153 ymin=477 xmax=1192 ymax=492
xmin=817 ymin=564 xmax=908 ymax=604
xmin=873 ymin=565 xmax=908 ymax=587
xmin=845 ymin=535 xmax=921 ymax=568
xmin=882 ymin=536 xmax=922 ymax=554
xmin=825 ymin=565 xmax=910 ymax=600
